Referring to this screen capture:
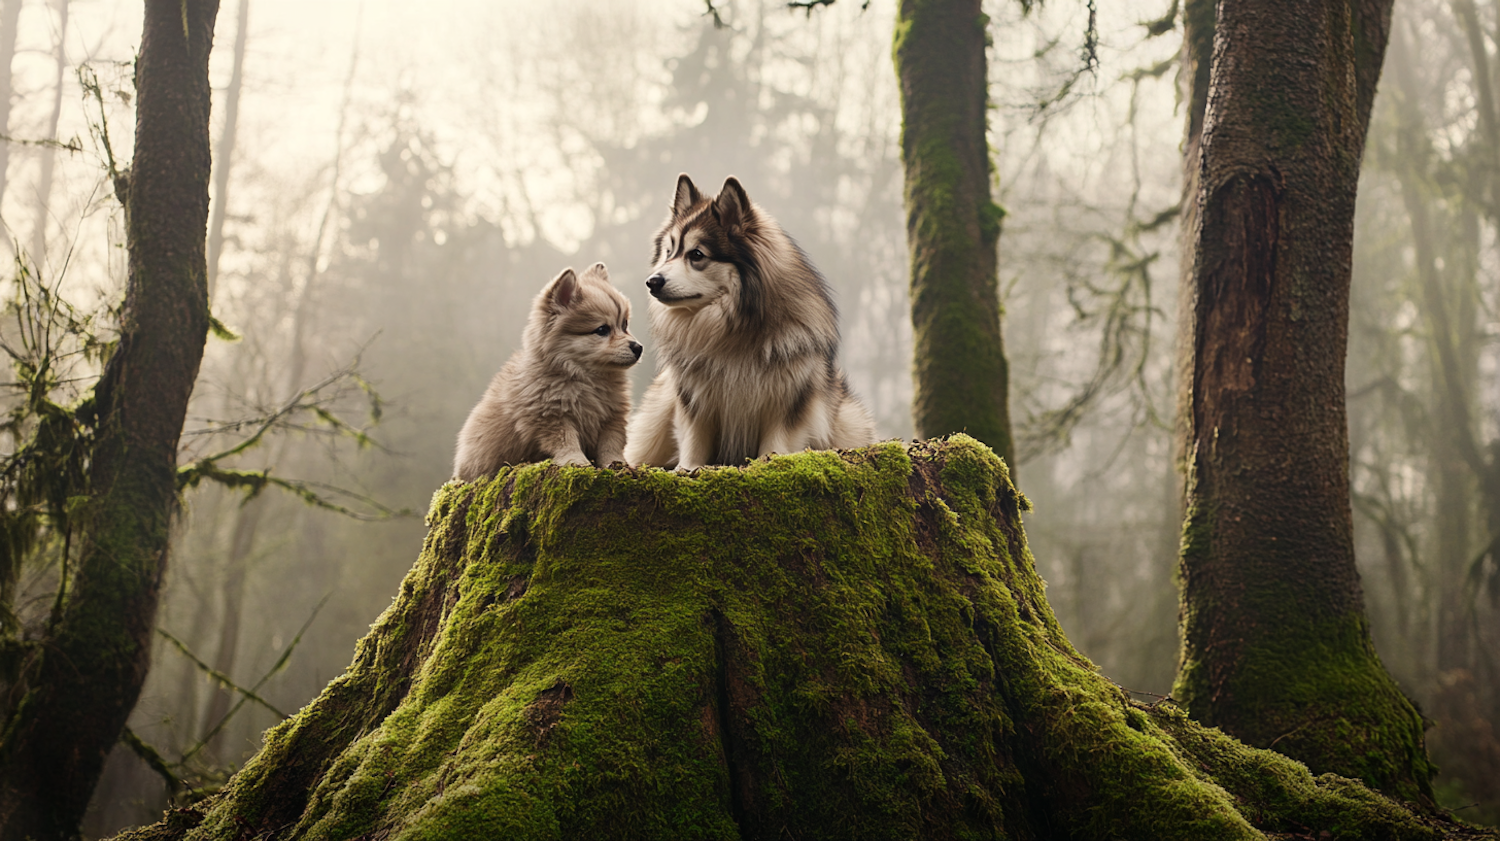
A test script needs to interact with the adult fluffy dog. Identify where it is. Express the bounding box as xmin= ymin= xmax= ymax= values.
xmin=624 ymin=175 xmax=875 ymax=469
